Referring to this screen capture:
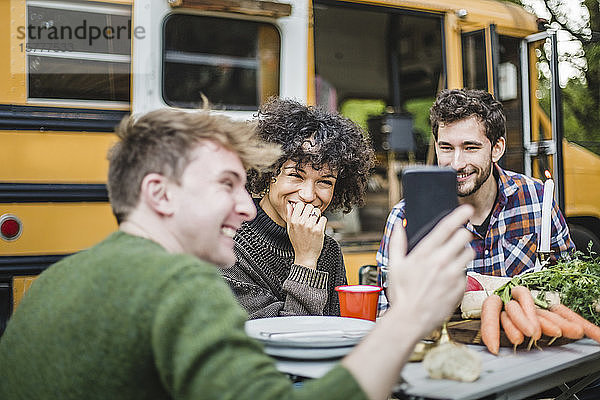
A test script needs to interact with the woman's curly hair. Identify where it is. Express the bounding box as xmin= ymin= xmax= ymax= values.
xmin=247 ymin=98 xmax=375 ymax=213
xmin=430 ymin=89 xmax=506 ymax=145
